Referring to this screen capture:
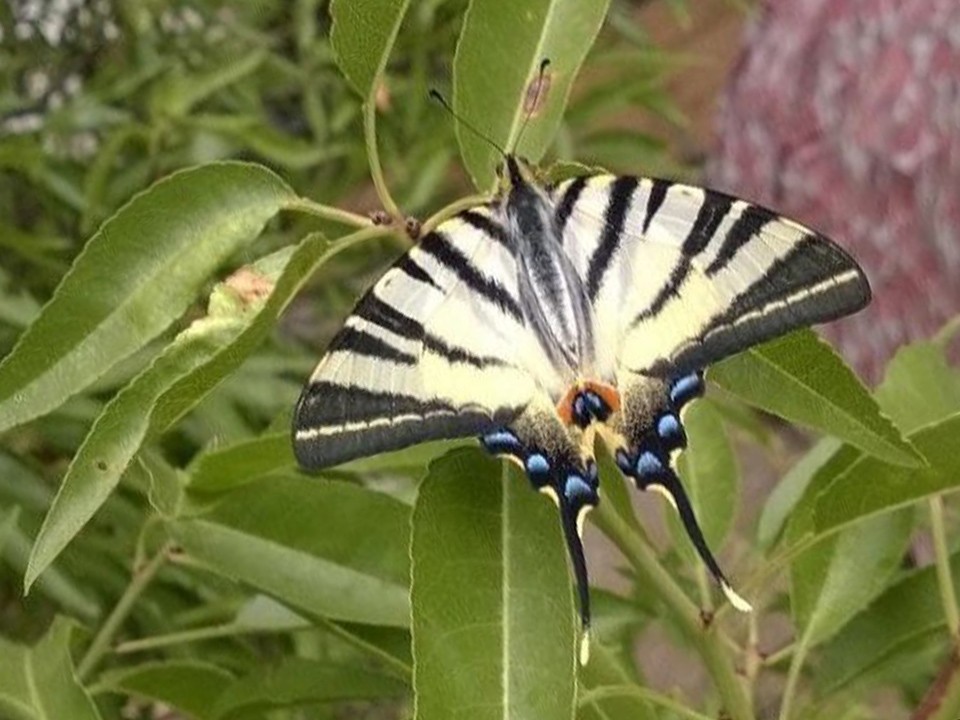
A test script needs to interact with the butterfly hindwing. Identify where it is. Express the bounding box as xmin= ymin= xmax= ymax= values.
xmin=293 ymin=207 xmax=546 ymax=469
